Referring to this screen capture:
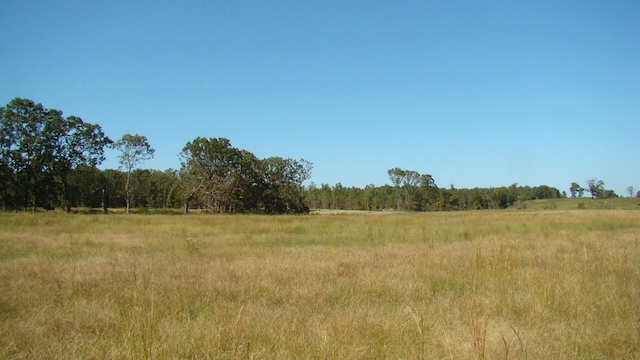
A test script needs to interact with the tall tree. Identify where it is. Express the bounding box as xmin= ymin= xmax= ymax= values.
xmin=232 ymin=150 xmax=265 ymax=212
xmin=179 ymin=137 xmax=312 ymax=214
xmin=1 ymin=98 xmax=50 ymax=210
xmin=48 ymin=115 xmax=112 ymax=212
xmin=114 ymin=134 xmax=155 ymax=213
xmin=179 ymin=137 xmax=240 ymax=213
xmin=0 ymin=105 xmax=12 ymax=209
xmin=417 ymin=174 xmax=438 ymax=210
xmin=261 ymin=157 xmax=312 ymax=214
xmin=0 ymin=98 xmax=111 ymax=211
xmin=570 ymin=182 xmax=584 ymax=198
xmin=586 ymin=178 xmax=604 ymax=199
xmin=387 ymin=168 xmax=404 ymax=210
xmin=67 ymin=164 xmax=106 ymax=208
xmin=387 ymin=168 xmax=436 ymax=211
xmin=402 ymin=170 xmax=421 ymax=210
